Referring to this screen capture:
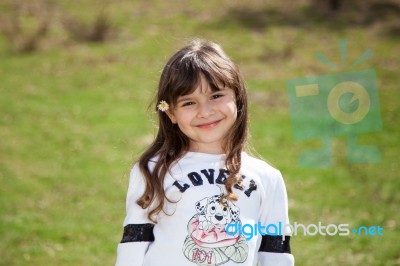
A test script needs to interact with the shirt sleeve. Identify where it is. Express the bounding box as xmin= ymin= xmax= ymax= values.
xmin=115 ymin=164 xmax=155 ymax=266
xmin=258 ymin=169 xmax=294 ymax=266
